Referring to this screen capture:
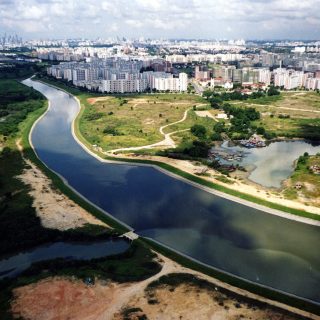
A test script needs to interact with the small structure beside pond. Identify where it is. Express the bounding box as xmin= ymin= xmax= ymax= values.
xmin=240 ymin=134 xmax=266 ymax=148
xmin=310 ymin=165 xmax=320 ymax=175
